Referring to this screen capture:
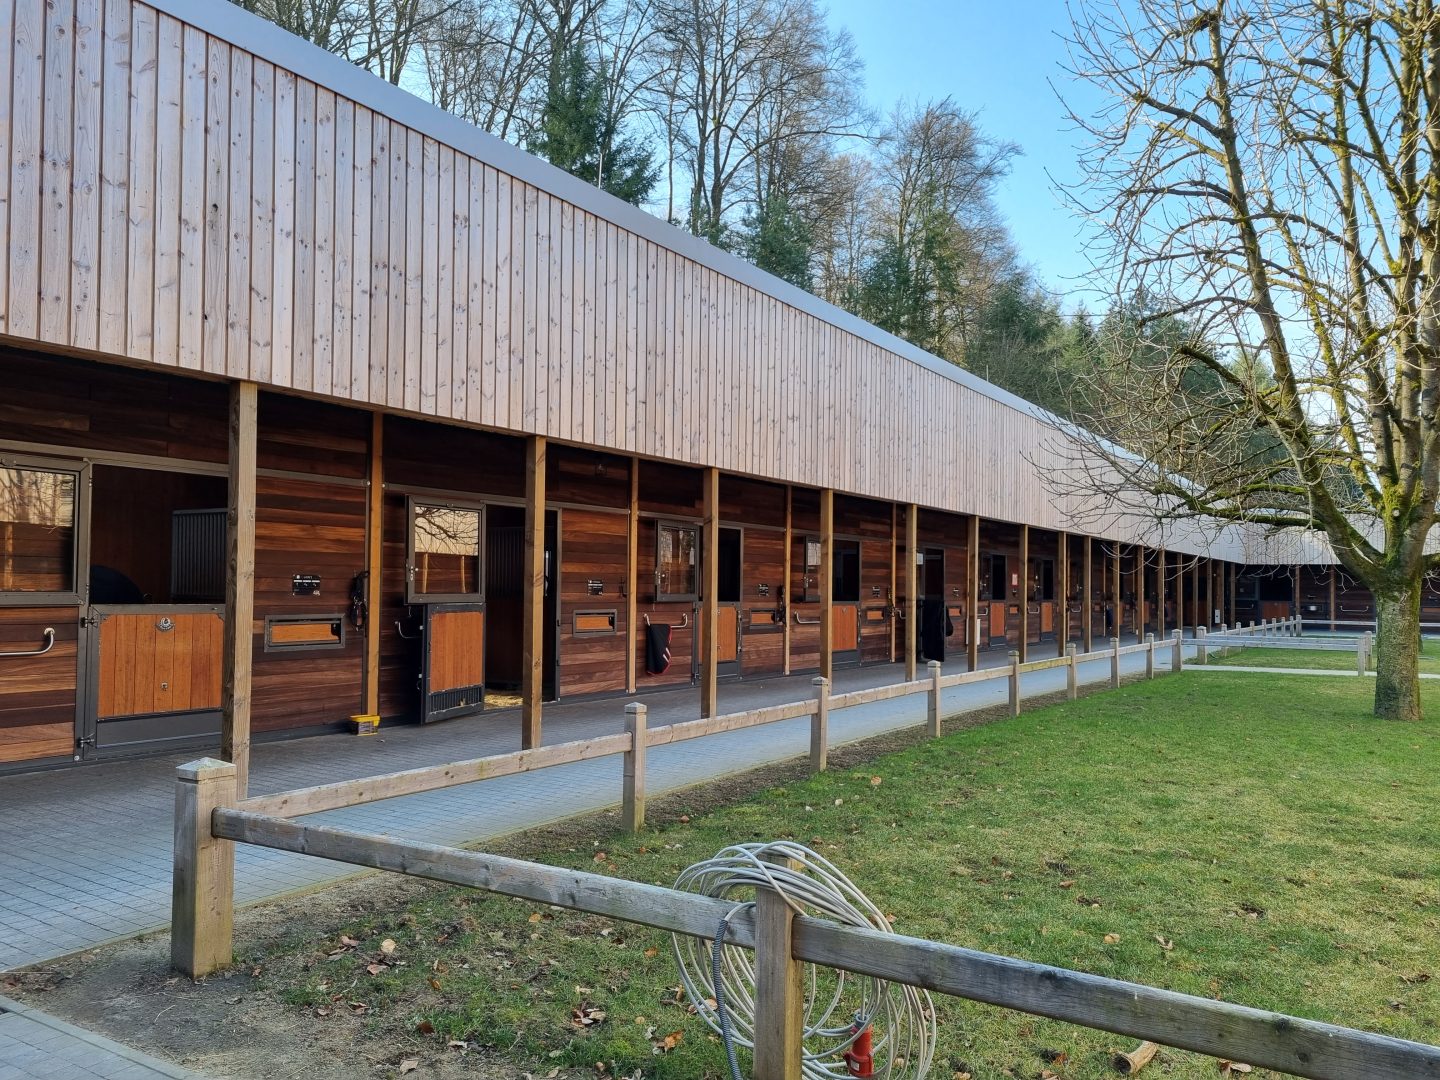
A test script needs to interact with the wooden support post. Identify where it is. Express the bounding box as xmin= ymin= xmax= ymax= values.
xmin=521 ymin=435 xmax=546 ymax=750
xmin=625 ymin=460 xmax=639 ymax=694
xmin=1113 ymin=546 xmax=1124 ymax=638
xmin=1328 ymin=565 xmax=1337 ymax=632
xmin=700 ymin=467 xmax=720 ymax=719
xmin=904 ymin=503 xmax=918 ymax=681
xmin=1359 ymin=631 xmax=1372 ymax=674
xmin=222 ymin=381 xmax=257 ymax=796
xmin=1057 ymin=530 xmax=1069 ymax=657
xmin=966 ymin=515 xmax=980 ymax=671
xmin=753 ymin=853 xmax=803 ymax=1080
xmin=1066 ymin=642 xmax=1077 ymax=700
xmin=810 ymin=677 xmax=829 ymax=772
xmin=1292 ymin=564 xmax=1300 ymax=623
xmin=358 ymin=412 xmax=383 ymax=726
xmin=1018 ymin=524 xmax=1030 ymax=664
xmin=1197 ymin=626 xmax=1208 ymax=665
xmin=1137 ymin=548 xmax=1148 ymax=638
xmin=927 ymin=659 xmax=943 ymax=738
xmin=1156 ymin=549 xmax=1167 ymax=642
xmin=819 ymin=489 xmax=834 ymax=681
xmin=1083 ymin=536 xmax=1094 ymax=654
xmin=782 ymin=487 xmax=792 ymax=676
xmin=1228 ymin=563 xmax=1238 ymax=627
xmin=171 ymin=758 xmax=237 ymax=977
xmin=1008 ymin=650 xmax=1021 ymax=717
xmin=622 ymin=703 xmax=646 ymax=833
xmin=1111 ymin=637 xmax=1121 ymax=688
xmin=1172 ymin=629 xmax=1183 ymax=673
xmin=1190 ymin=559 xmax=1199 ymax=635
xmin=1145 ymin=633 xmax=1155 ymax=679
